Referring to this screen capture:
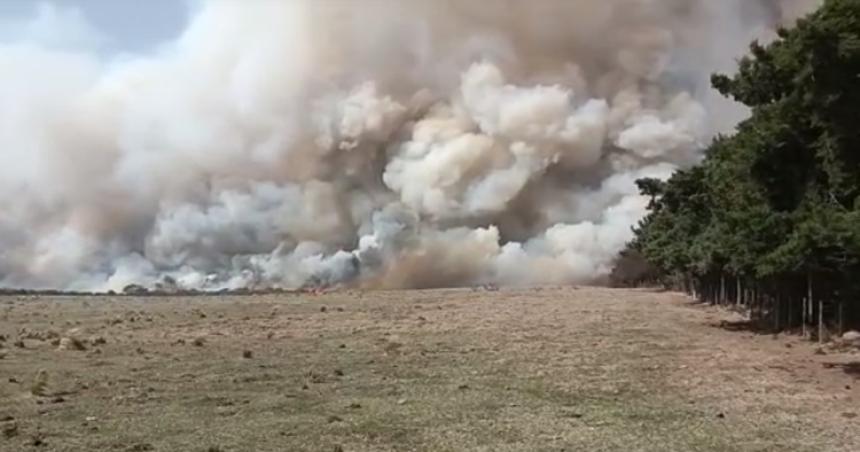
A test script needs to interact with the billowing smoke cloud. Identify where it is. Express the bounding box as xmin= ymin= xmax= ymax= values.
xmin=0 ymin=0 xmax=820 ymax=291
